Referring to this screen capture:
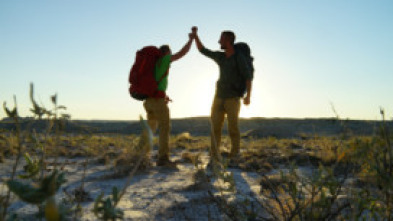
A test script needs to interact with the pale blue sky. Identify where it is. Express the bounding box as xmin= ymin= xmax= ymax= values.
xmin=1 ymin=0 xmax=392 ymax=120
